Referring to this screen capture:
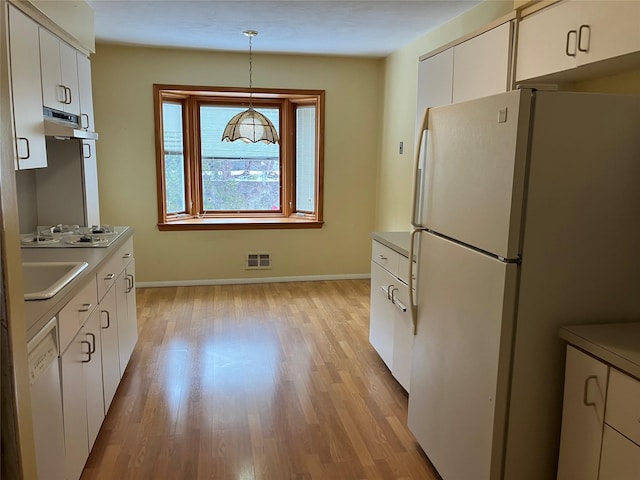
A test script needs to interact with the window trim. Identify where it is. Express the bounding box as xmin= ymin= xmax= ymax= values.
xmin=153 ymin=84 xmax=325 ymax=230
